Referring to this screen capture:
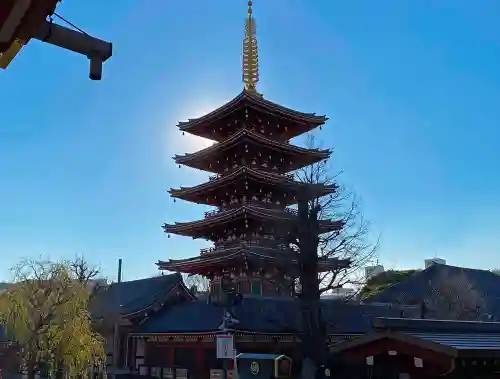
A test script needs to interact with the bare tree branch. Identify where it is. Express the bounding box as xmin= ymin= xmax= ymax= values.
xmin=67 ymin=254 xmax=101 ymax=285
xmin=425 ymin=269 xmax=487 ymax=320
xmin=295 ymin=133 xmax=379 ymax=293
xmin=182 ymin=274 xmax=210 ymax=293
